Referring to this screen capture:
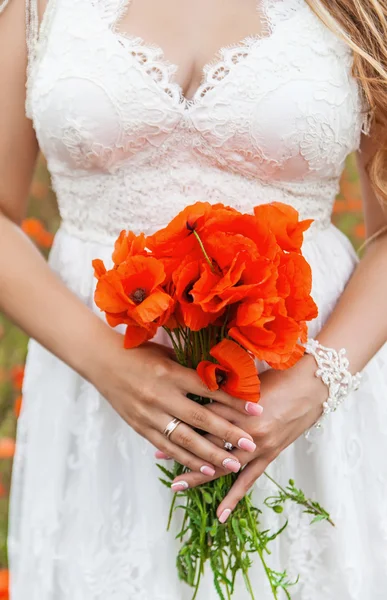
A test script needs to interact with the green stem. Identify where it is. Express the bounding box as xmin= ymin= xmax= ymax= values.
xmin=167 ymin=492 xmax=178 ymax=531
xmin=219 ymin=551 xmax=232 ymax=600
xmin=220 ymin=306 xmax=230 ymax=339
xmin=264 ymin=472 xmax=335 ymax=527
xmin=244 ymin=498 xmax=279 ymax=600
xmin=242 ymin=570 xmax=256 ymax=600
xmin=193 ymin=230 xmax=215 ymax=272
xmin=263 ymin=471 xmax=289 ymax=497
